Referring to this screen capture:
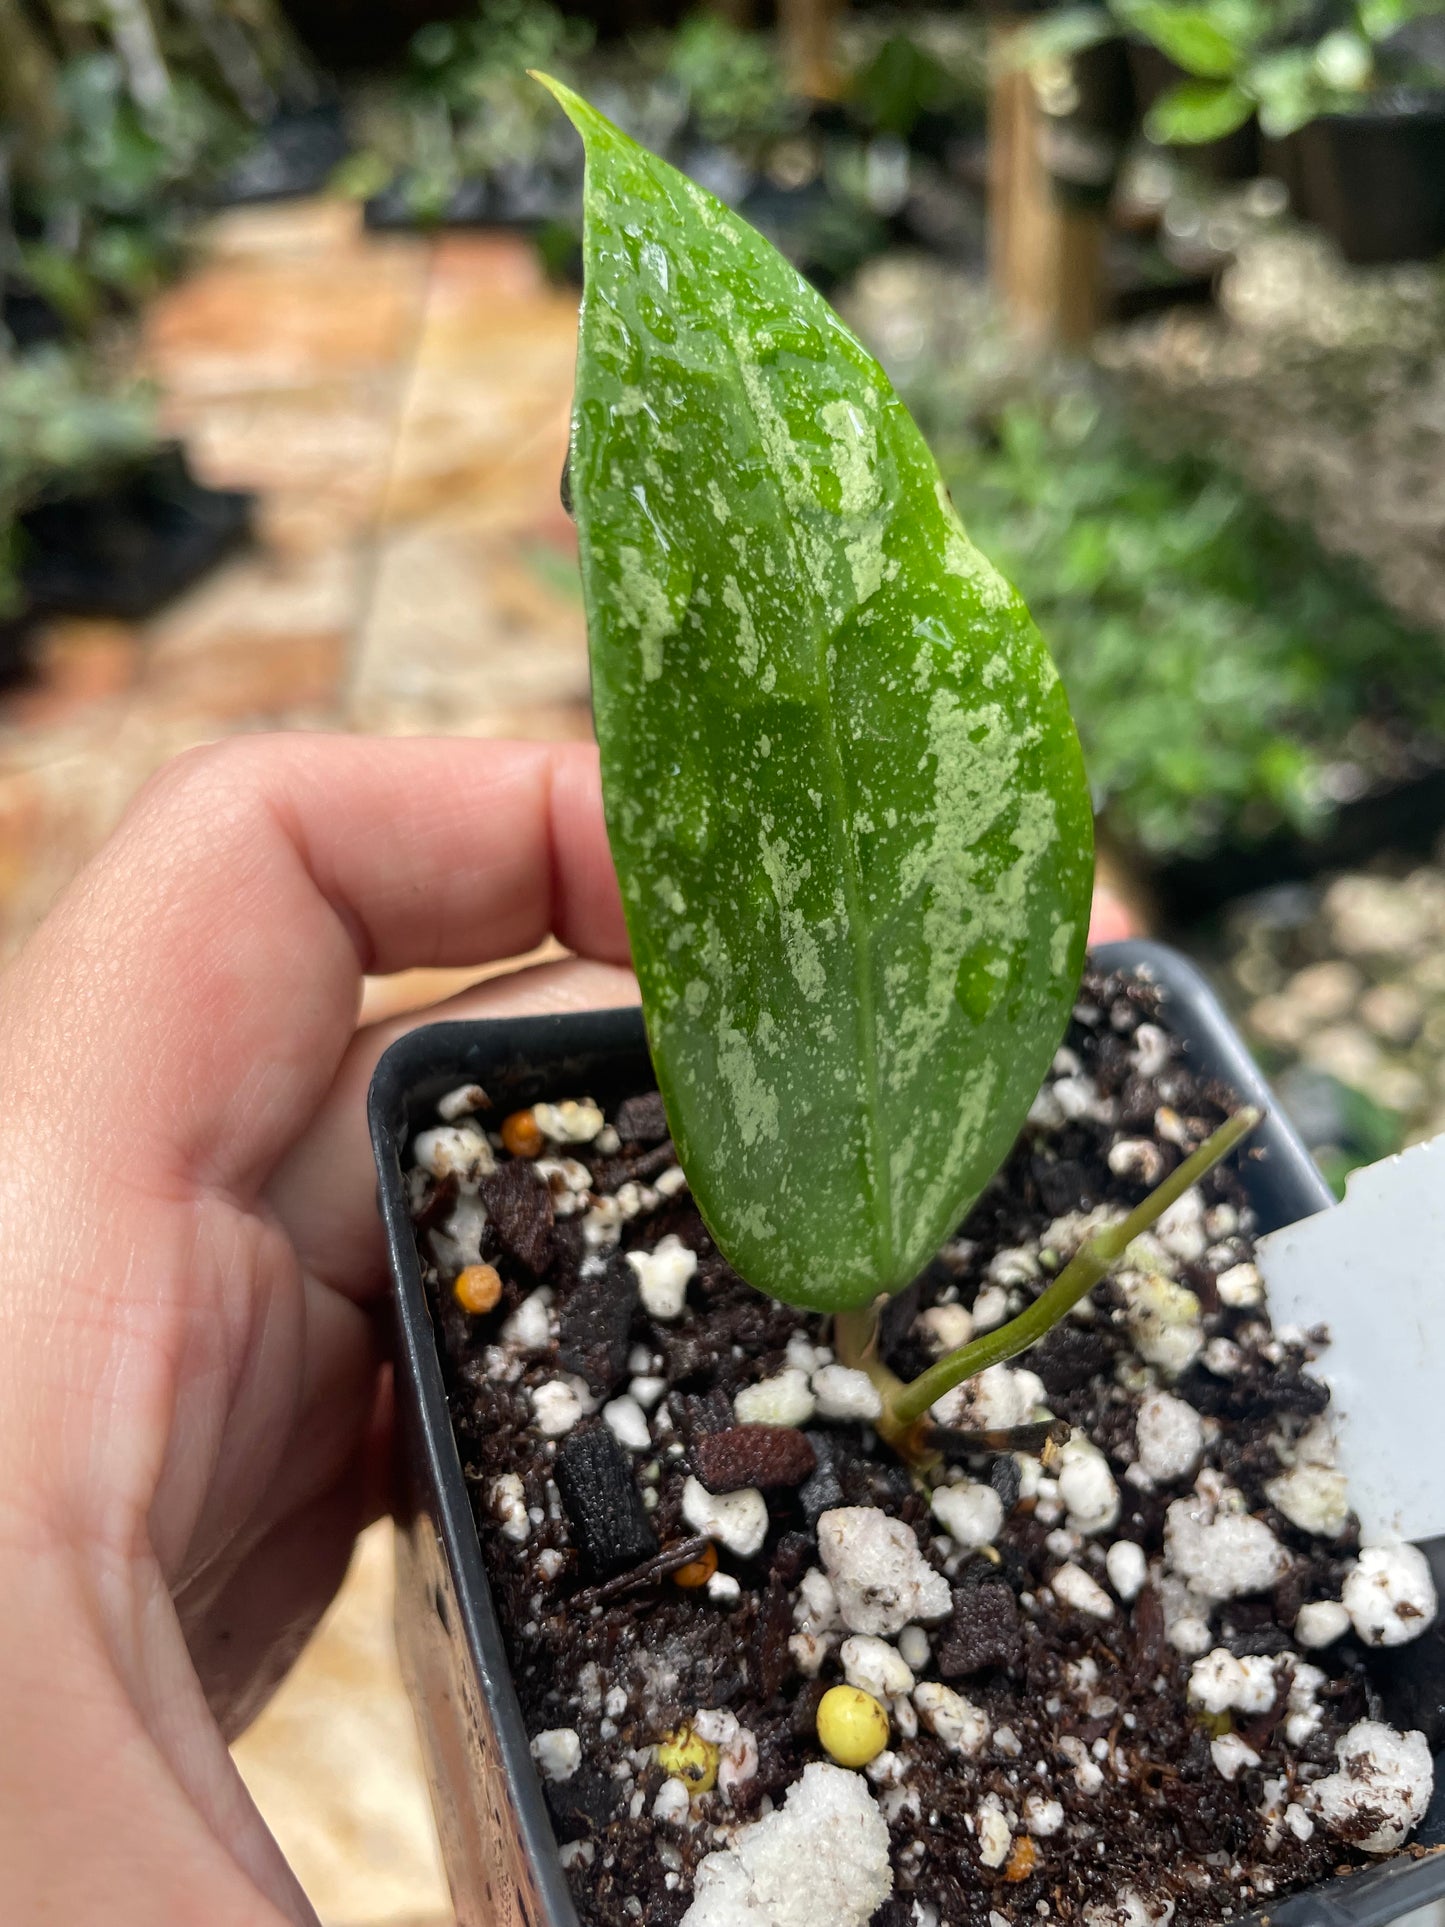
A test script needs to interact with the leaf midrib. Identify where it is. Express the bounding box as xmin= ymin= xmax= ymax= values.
xmin=713 ymin=308 xmax=895 ymax=1291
